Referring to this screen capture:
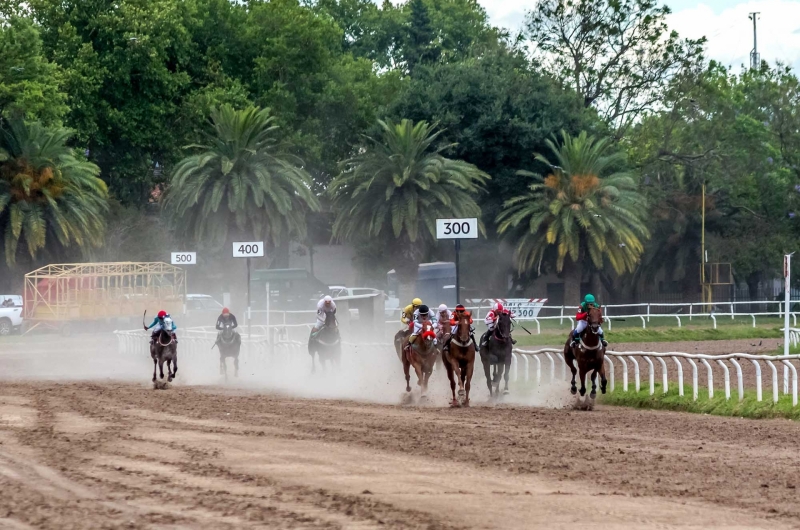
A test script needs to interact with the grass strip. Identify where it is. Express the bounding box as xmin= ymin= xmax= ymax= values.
xmin=600 ymin=385 xmax=800 ymax=420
